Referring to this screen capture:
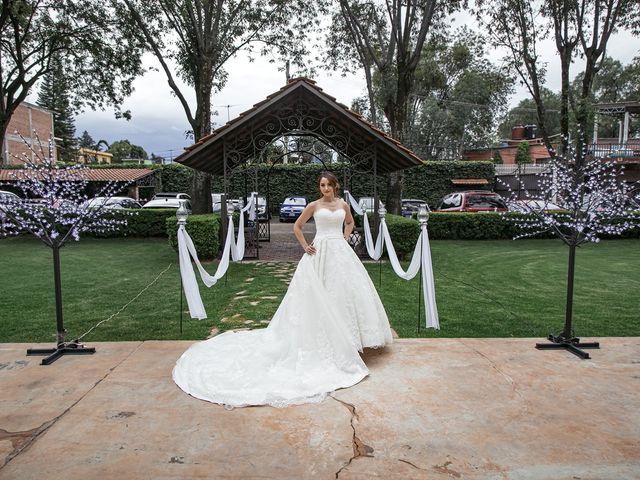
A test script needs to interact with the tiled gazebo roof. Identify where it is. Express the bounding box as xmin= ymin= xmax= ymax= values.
xmin=176 ymin=78 xmax=423 ymax=175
